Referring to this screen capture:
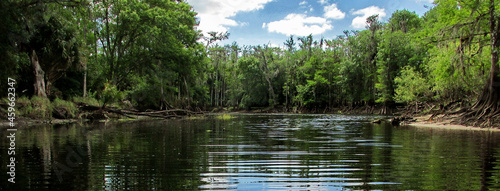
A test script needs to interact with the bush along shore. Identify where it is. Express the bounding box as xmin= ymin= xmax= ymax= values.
xmin=0 ymin=96 xmax=204 ymax=126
